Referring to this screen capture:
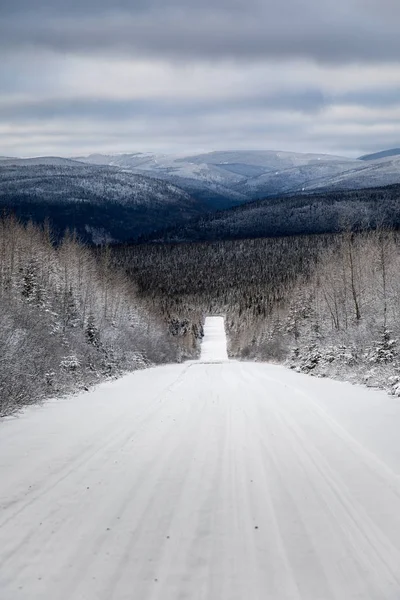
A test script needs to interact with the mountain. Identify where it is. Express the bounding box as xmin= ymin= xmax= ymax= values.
xmin=236 ymin=158 xmax=362 ymax=197
xmin=3 ymin=149 xmax=400 ymax=243
xmin=359 ymin=148 xmax=400 ymax=161
xmin=147 ymin=184 xmax=400 ymax=242
xmin=76 ymin=151 xmax=254 ymax=207
xmin=77 ymin=149 xmax=400 ymax=203
xmin=0 ymin=163 xmax=202 ymax=243
xmin=76 ymin=150 xmax=362 ymax=206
